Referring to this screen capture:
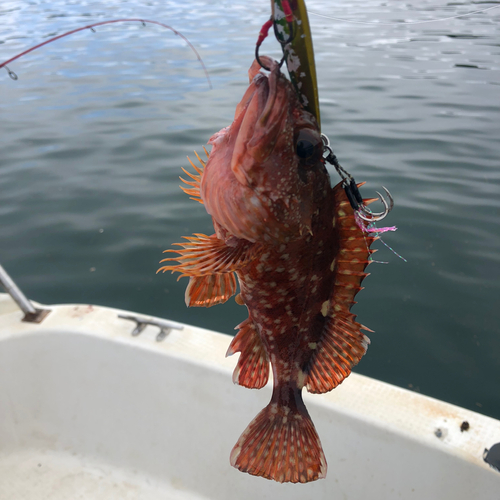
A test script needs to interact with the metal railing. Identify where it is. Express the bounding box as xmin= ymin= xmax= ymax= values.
xmin=0 ymin=264 xmax=51 ymax=323
xmin=0 ymin=265 xmax=185 ymax=338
